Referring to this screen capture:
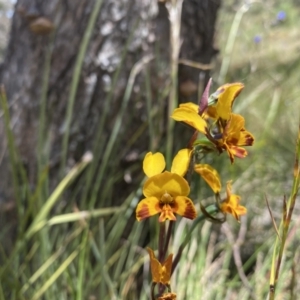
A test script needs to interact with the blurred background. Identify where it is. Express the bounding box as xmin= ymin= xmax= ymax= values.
xmin=0 ymin=0 xmax=299 ymax=299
